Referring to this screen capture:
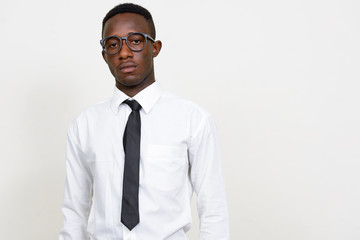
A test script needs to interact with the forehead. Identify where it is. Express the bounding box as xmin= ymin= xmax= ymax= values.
xmin=103 ymin=13 xmax=151 ymax=37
